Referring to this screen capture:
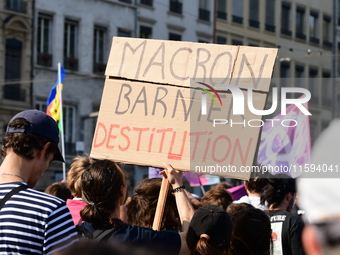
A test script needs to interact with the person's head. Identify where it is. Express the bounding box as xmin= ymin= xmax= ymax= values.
xmin=245 ymin=176 xmax=269 ymax=196
xmin=1 ymin=110 xmax=63 ymax=162
xmin=186 ymin=205 xmax=233 ymax=255
xmin=80 ymin=159 xmax=127 ymax=226
xmin=45 ymin=182 xmax=72 ymax=201
xmin=226 ymin=203 xmax=254 ymax=223
xmin=1 ymin=110 xmax=64 ymax=187
xmin=229 ymin=208 xmax=272 ymax=255
xmin=261 ymin=174 xmax=296 ymax=212
xmin=127 ymin=178 xmax=181 ymax=231
xmin=213 ymin=182 xmax=232 ymax=190
xmin=201 ymin=186 xmax=233 ymax=210
xmin=67 ymin=156 xmax=94 ymax=197
xmin=298 ymin=120 xmax=340 ymax=254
